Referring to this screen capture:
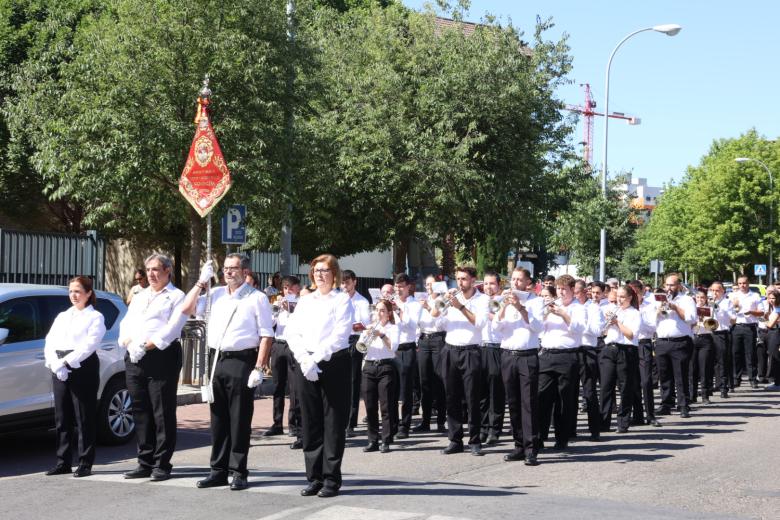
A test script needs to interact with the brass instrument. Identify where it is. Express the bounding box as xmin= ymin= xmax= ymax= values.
xmin=655 ymin=292 xmax=671 ymax=316
xmin=602 ymin=310 xmax=617 ymax=335
xmin=356 ymin=322 xmax=381 ymax=354
xmin=697 ymin=306 xmax=718 ymax=331
xmin=543 ymin=298 xmax=561 ymax=318
xmin=435 ymin=288 xmax=463 ymax=312
xmin=489 ymin=290 xmax=530 ymax=313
